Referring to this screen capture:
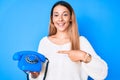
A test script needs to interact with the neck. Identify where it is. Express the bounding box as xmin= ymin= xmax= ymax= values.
xmin=55 ymin=32 xmax=69 ymax=39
